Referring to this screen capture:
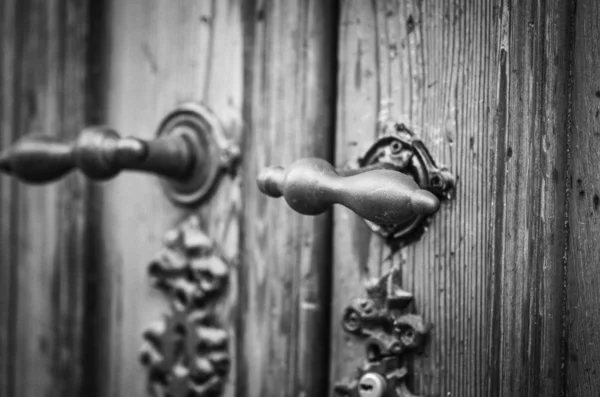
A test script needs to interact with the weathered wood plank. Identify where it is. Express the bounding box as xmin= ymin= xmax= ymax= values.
xmin=0 ymin=2 xmax=19 ymax=395
xmin=239 ymin=1 xmax=337 ymax=396
xmin=94 ymin=1 xmax=243 ymax=396
xmin=486 ymin=2 xmax=571 ymax=394
xmin=0 ymin=0 xmax=92 ymax=396
xmin=566 ymin=1 xmax=600 ymax=395
xmin=332 ymin=1 xmax=570 ymax=396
